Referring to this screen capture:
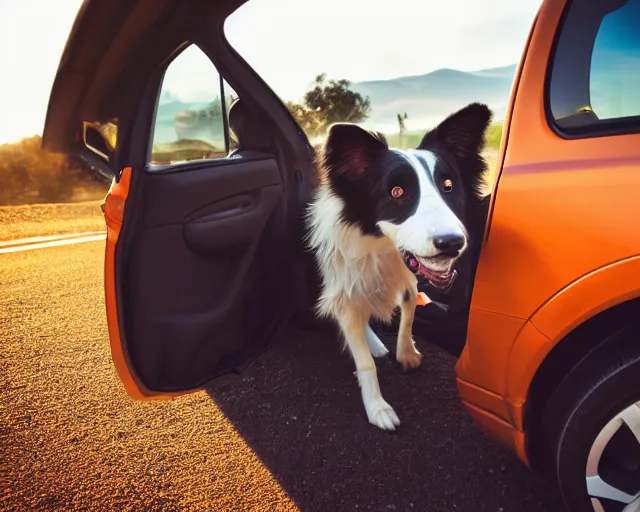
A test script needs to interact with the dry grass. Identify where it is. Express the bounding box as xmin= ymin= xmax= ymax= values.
xmin=0 ymin=135 xmax=110 ymax=206
xmin=483 ymin=150 xmax=499 ymax=183
xmin=151 ymin=139 xmax=226 ymax=164
xmin=0 ymin=200 xmax=106 ymax=241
